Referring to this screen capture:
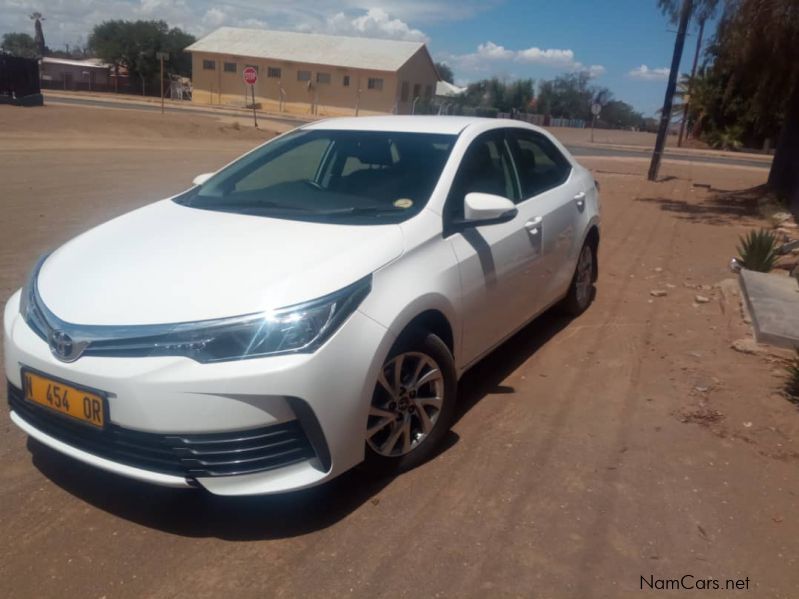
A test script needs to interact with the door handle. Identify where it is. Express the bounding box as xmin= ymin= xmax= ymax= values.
xmin=525 ymin=216 xmax=543 ymax=236
xmin=574 ymin=191 xmax=586 ymax=212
